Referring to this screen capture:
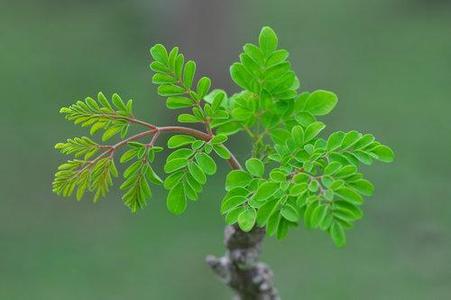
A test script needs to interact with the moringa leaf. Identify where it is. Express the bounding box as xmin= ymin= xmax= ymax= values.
xmin=245 ymin=158 xmax=265 ymax=177
xmin=259 ymin=26 xmax=278 ymax=55
xmin=195 ymin=153 xmax=217 ymax=175
xmin=168 ymin=135 xmax=197 ymax=148
xmin=330 ymin=222 xmax=346 ymax=247
xmin=183 ymin=60 xmax=196 ymax=89
xmin=225 ymin=170 xmax=252 ymax=191
xmin=304 ymin=90 xmax=338 ymax=116
xmin=167 ymin=183 xmax=187 ymax=215
xmin=238 ymin=207 xmax=257 ymax=232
